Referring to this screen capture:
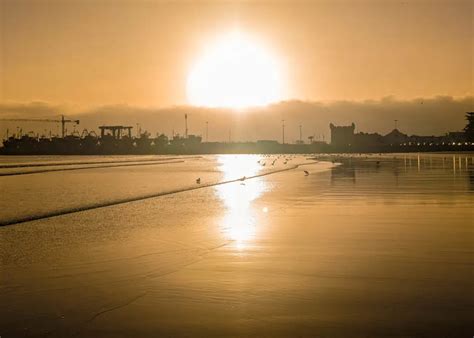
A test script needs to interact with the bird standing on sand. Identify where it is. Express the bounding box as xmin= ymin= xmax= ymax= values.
xmin=304 ymin=170 xmax=309 ymax=176
xmin=196 ymin=178 xmax=201 ymax=184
